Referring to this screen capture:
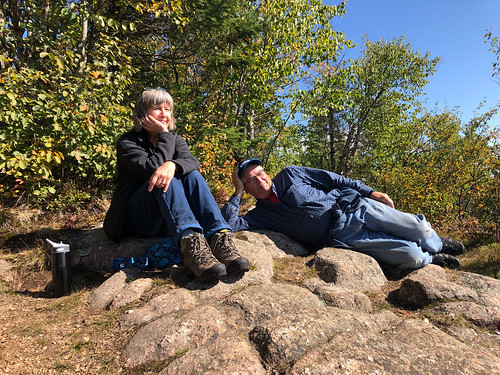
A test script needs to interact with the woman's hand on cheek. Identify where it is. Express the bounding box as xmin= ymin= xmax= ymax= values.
xmin=143 ymin=115 xmax=168 ymax=134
